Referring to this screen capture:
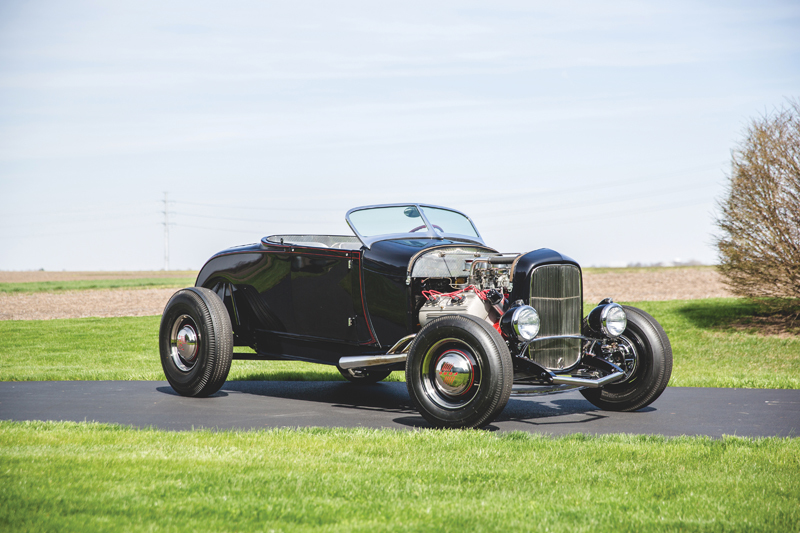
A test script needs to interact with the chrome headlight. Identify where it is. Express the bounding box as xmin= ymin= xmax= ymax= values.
xmin=587 ymin=302 xmax=627 ymax=338
xmin=500 ymin=305 xmax=540 ymax=342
